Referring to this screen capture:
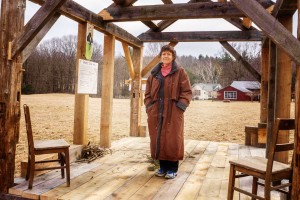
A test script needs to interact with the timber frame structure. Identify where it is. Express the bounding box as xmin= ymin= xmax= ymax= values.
xmin=1 ymin=0 xmax=300 ymax=198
